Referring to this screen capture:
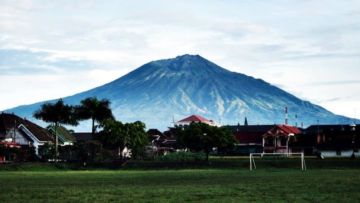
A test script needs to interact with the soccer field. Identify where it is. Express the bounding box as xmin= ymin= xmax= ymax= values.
xmin=0 ymin=168 xmax=359 ymax=202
